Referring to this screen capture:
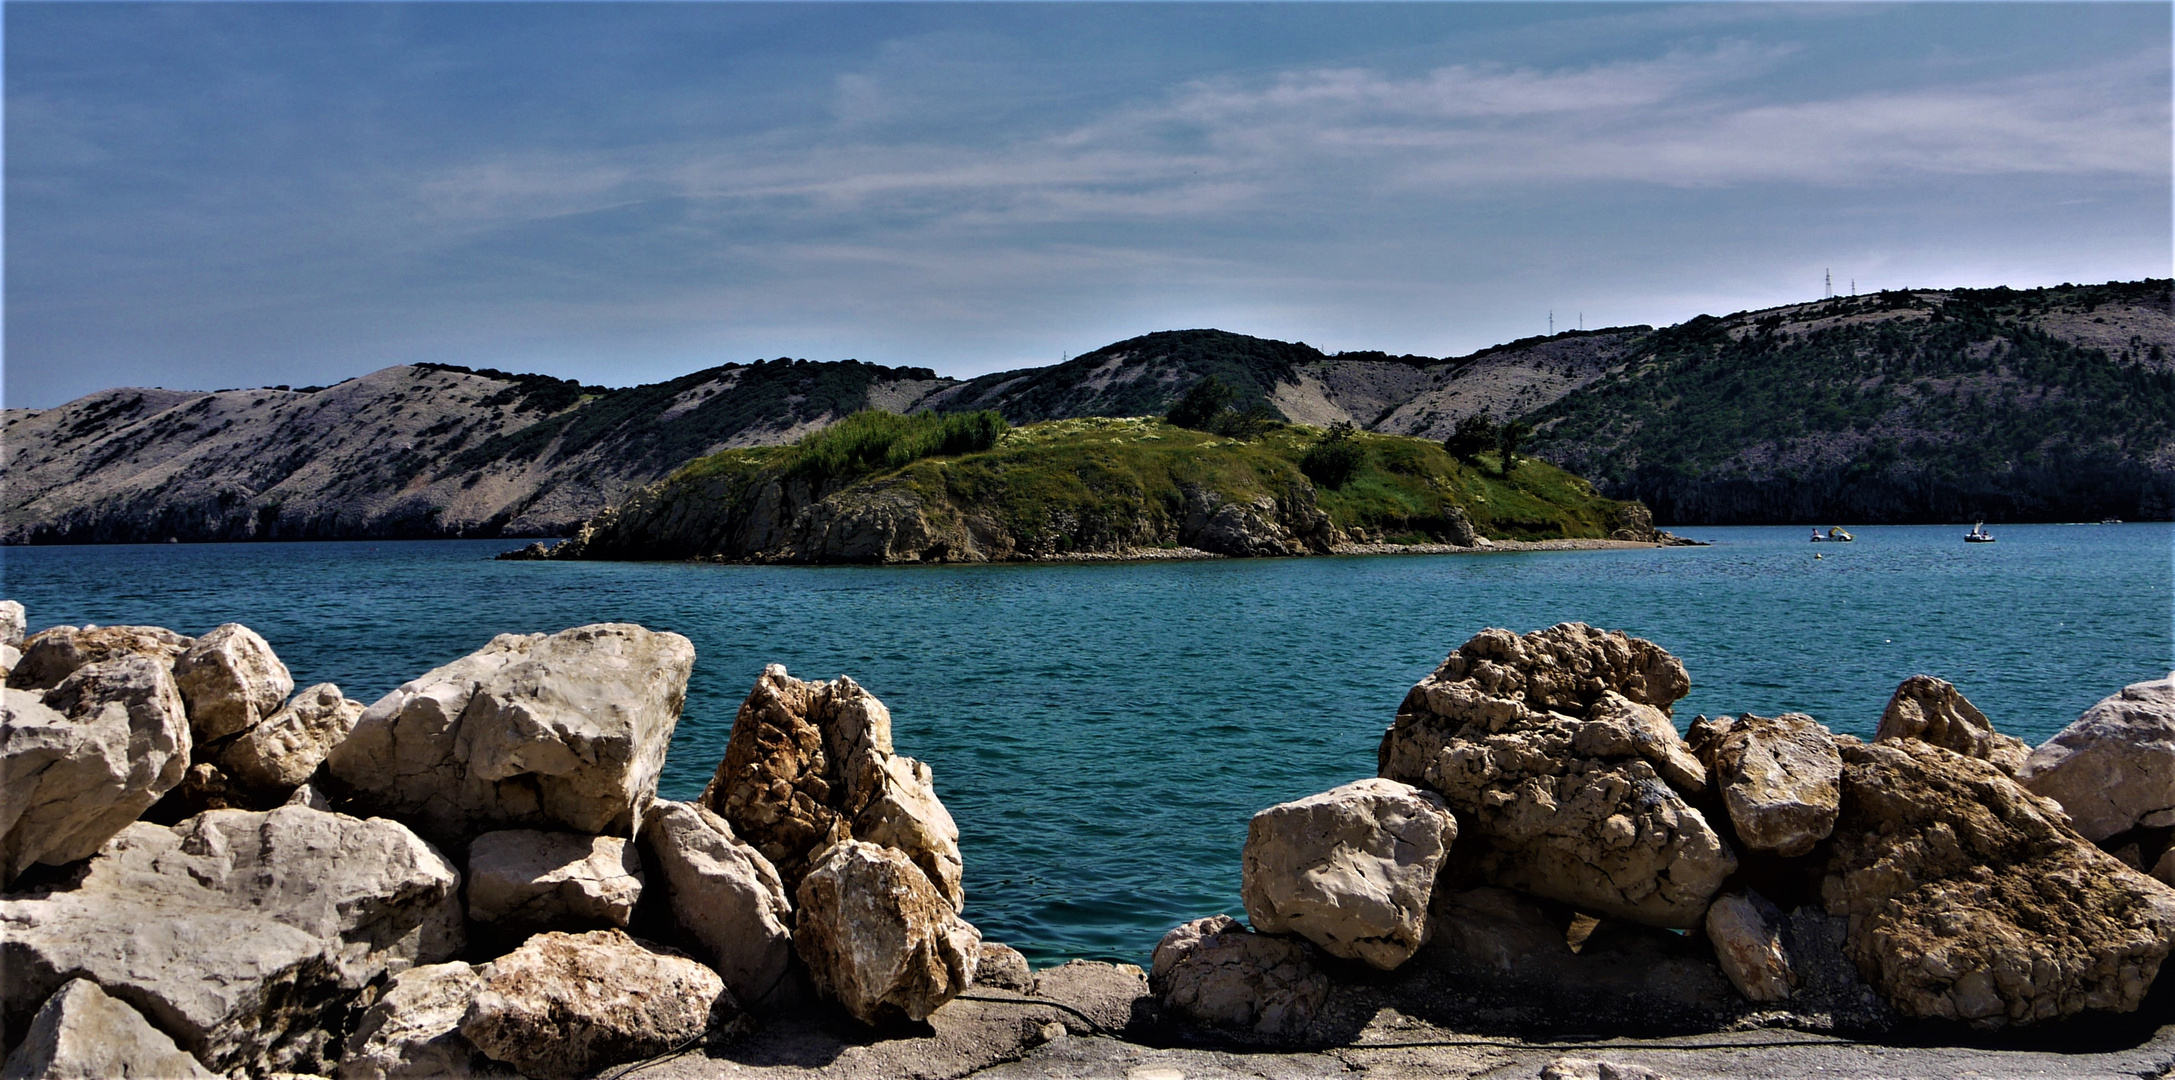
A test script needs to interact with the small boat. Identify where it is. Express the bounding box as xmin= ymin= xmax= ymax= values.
xmin=1965 ymin=521 xmax=1996 ymax=543
xmin=2103 ymin=518 xmax=2124 ymax=525
xmin=1827 ymin=526 xmax=1854 ymax=542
